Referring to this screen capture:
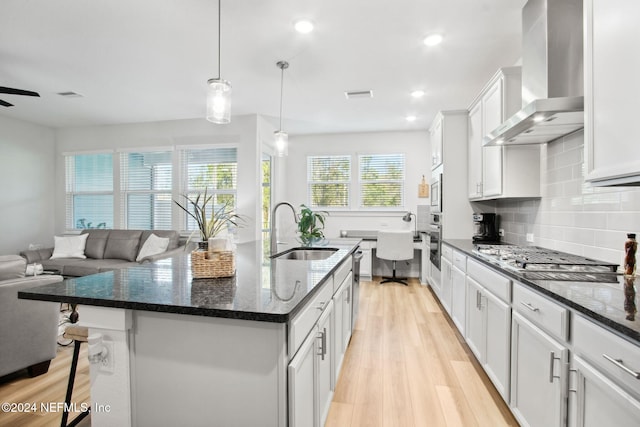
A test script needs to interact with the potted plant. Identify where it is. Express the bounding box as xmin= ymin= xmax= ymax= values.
xmin=297 ymin=204 xmax=328 ymax=247
xmin=174 ymin=189 xmax=245 ymax=250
